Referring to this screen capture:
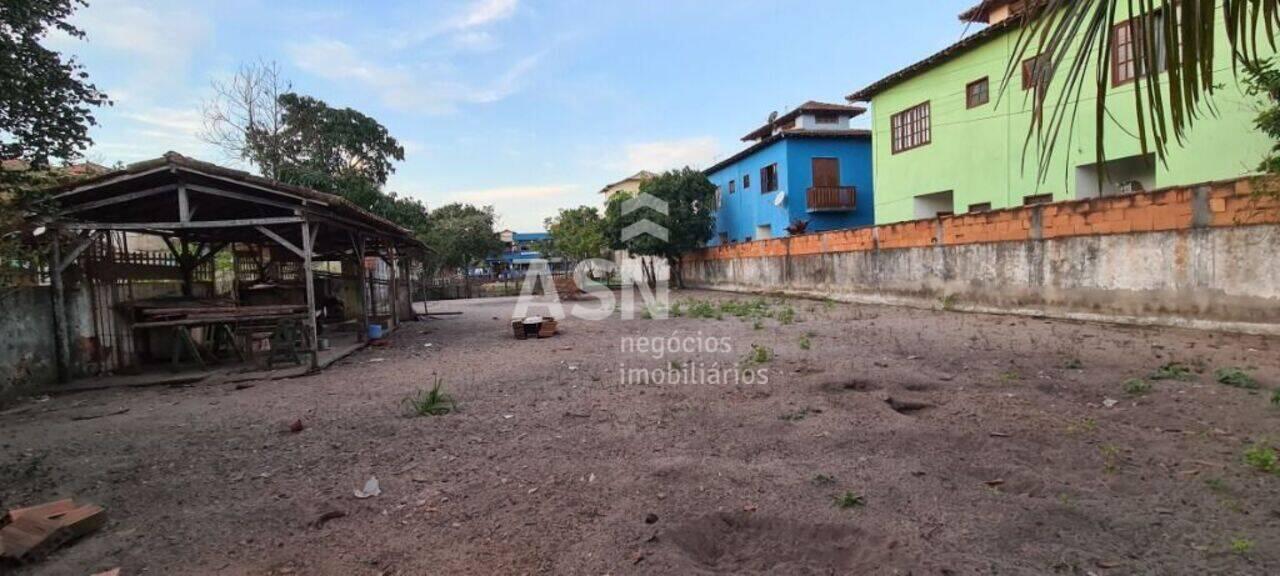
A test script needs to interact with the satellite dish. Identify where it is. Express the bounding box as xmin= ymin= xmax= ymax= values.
xmin=767 ymin=110 xmax=779 ymax=124
xmin=773 ymin=191 xmax=787 ymax=207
